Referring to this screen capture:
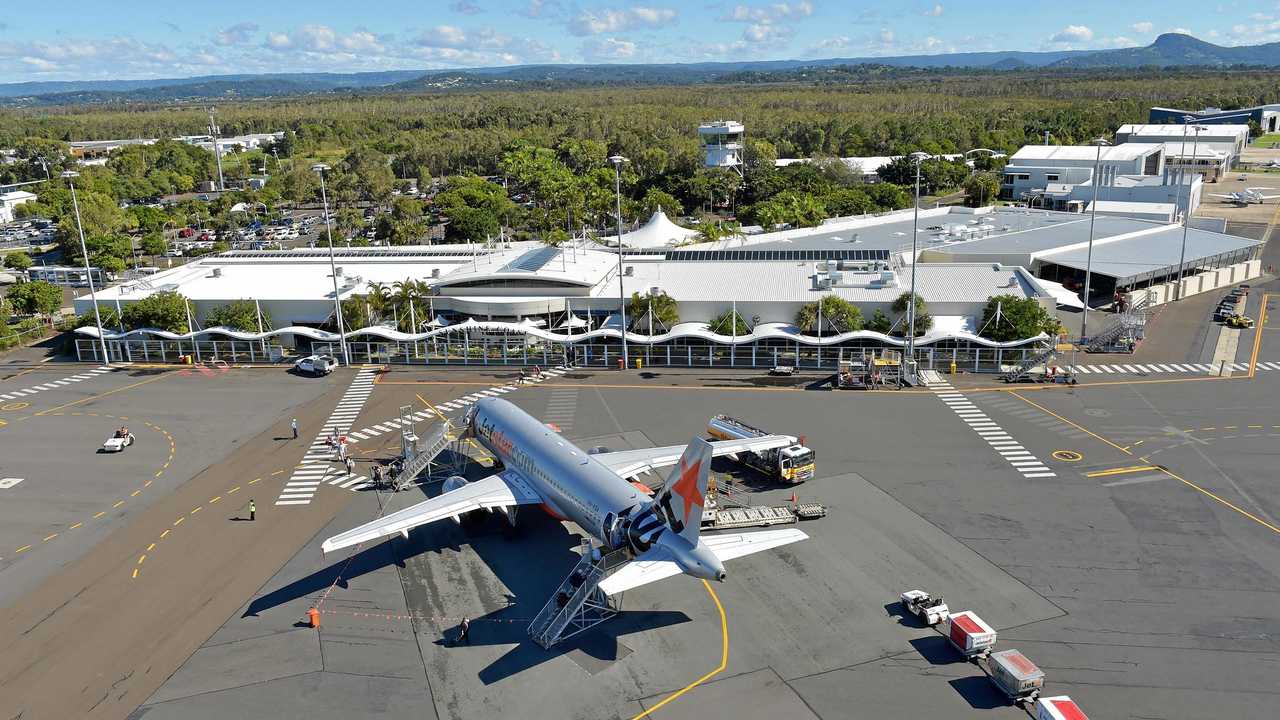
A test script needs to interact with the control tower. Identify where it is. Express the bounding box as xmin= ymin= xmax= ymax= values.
xmin=698 ymin=121 xmax=745 ymax=177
